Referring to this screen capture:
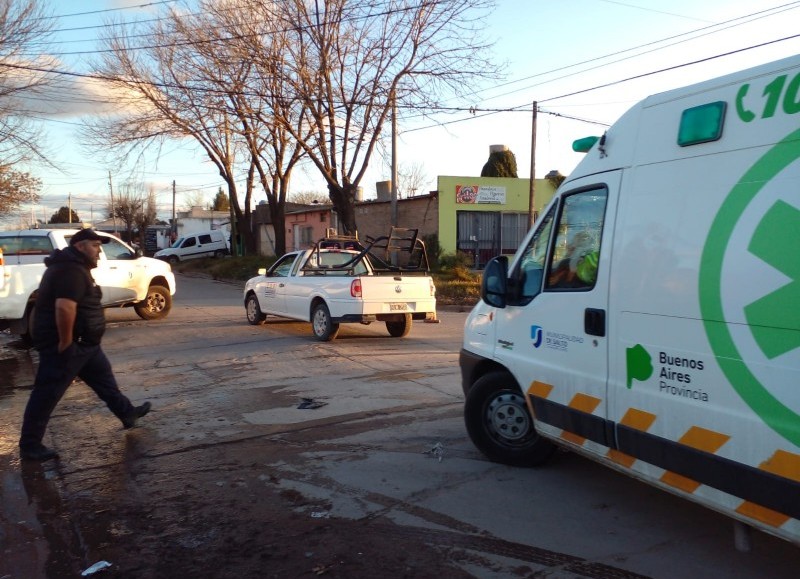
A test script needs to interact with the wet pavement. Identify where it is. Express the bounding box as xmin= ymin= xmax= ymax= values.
xmin=1 ymin=275 xmax=798 ymax=579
